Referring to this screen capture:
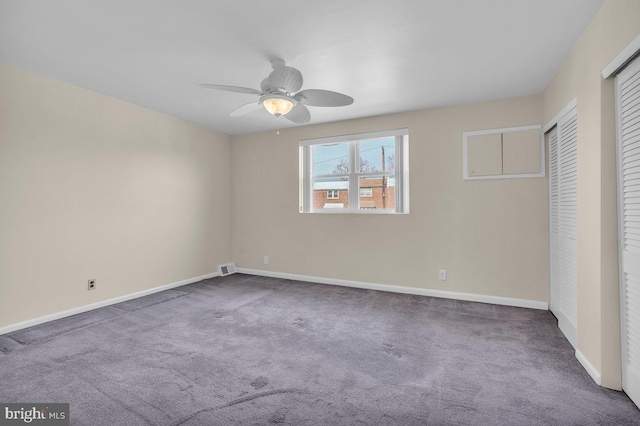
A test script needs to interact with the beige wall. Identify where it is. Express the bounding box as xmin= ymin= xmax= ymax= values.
xmin=0 ymin=63 xmax=232 ymax=328
xmin=232 ymin=95 xmax=548 ymax=303
xmin=542 ymin=0 xmax=640 ymax=389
